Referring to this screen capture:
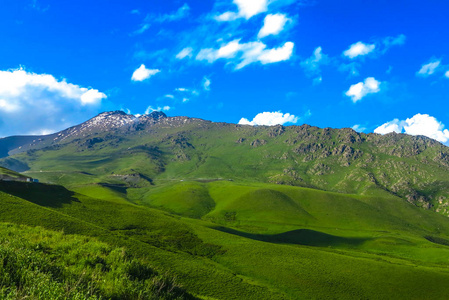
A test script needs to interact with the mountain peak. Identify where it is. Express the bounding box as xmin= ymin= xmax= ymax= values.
xmin=146 ymin=111 xmax=167 ymax=120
